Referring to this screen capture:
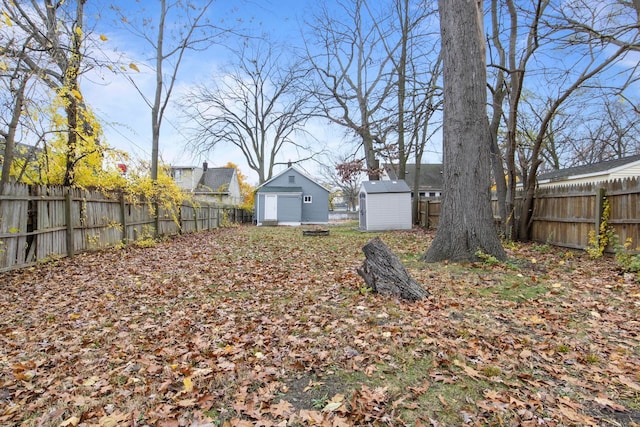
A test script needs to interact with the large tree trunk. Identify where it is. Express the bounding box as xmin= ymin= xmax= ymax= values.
xmin=423 ymin=0 xmax=505 ymax=263
xmin=357 ymin=237 xmax=429 ymax=301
